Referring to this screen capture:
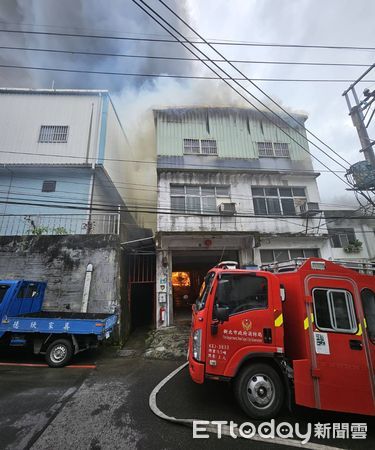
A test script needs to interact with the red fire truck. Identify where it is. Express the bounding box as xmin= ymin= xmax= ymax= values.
xmin=188 ymin=258 xmax=375 ymax=419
